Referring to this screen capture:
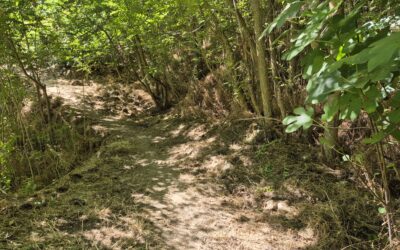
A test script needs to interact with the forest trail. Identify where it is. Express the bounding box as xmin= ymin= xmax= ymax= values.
xmin=1 ymin=79 xmax=315 ymax=249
